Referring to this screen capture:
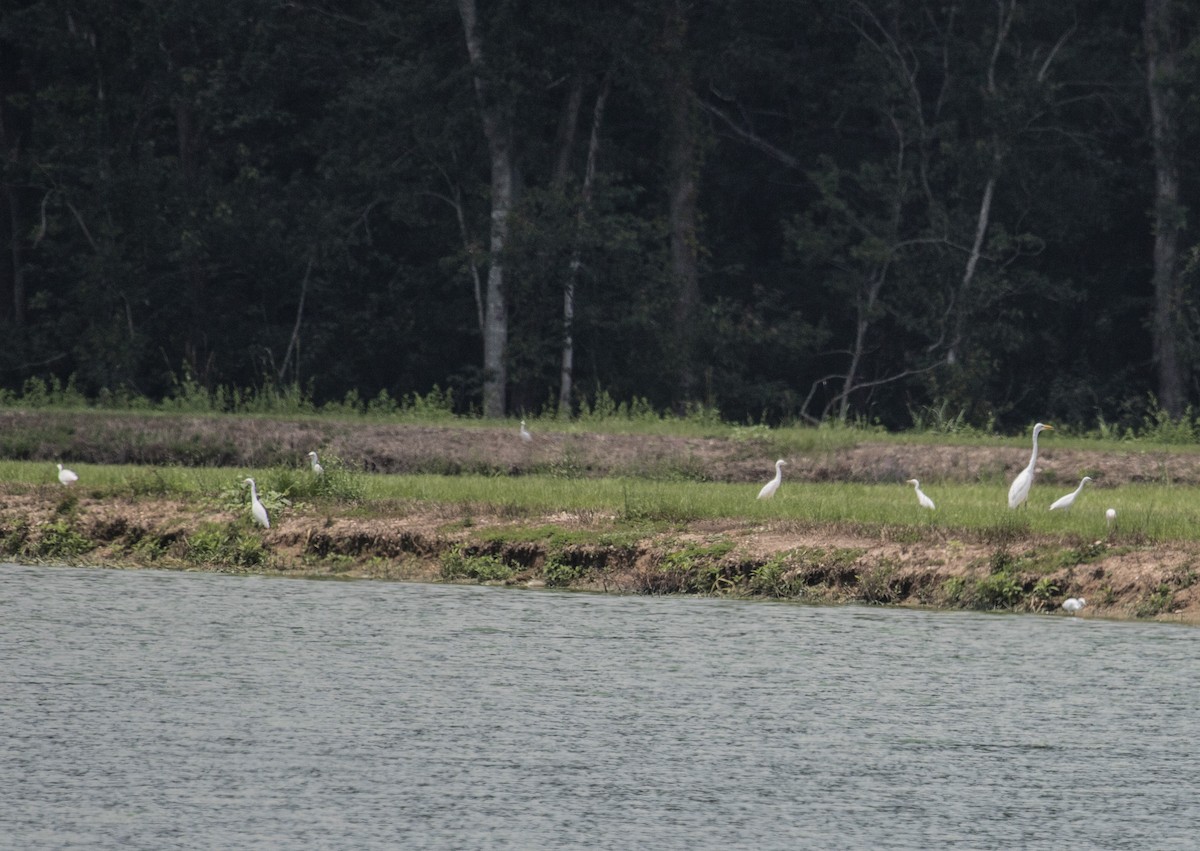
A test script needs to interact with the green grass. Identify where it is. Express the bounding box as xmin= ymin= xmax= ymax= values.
xmin=1 ymin=459 xmax=1196 ymax=543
